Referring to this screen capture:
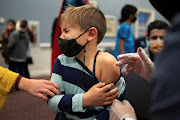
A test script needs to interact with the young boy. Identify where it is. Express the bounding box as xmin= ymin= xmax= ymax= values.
xmin=48 ymin=5 xmax=125 ymax=120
